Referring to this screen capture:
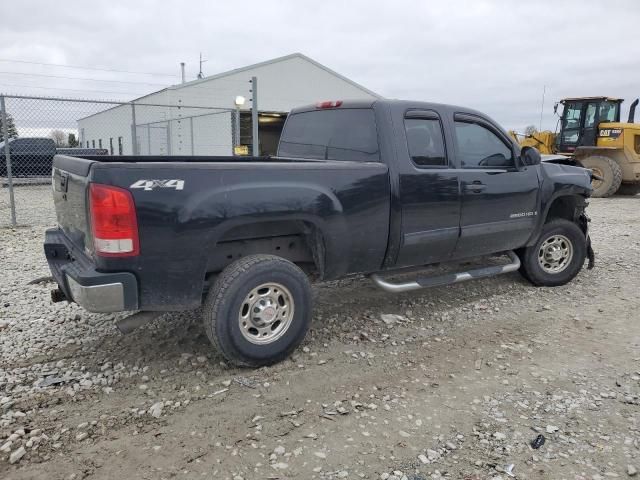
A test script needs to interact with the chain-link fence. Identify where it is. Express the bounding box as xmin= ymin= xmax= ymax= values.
xmin=0 ymin=94 xmax=237 ymax=227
